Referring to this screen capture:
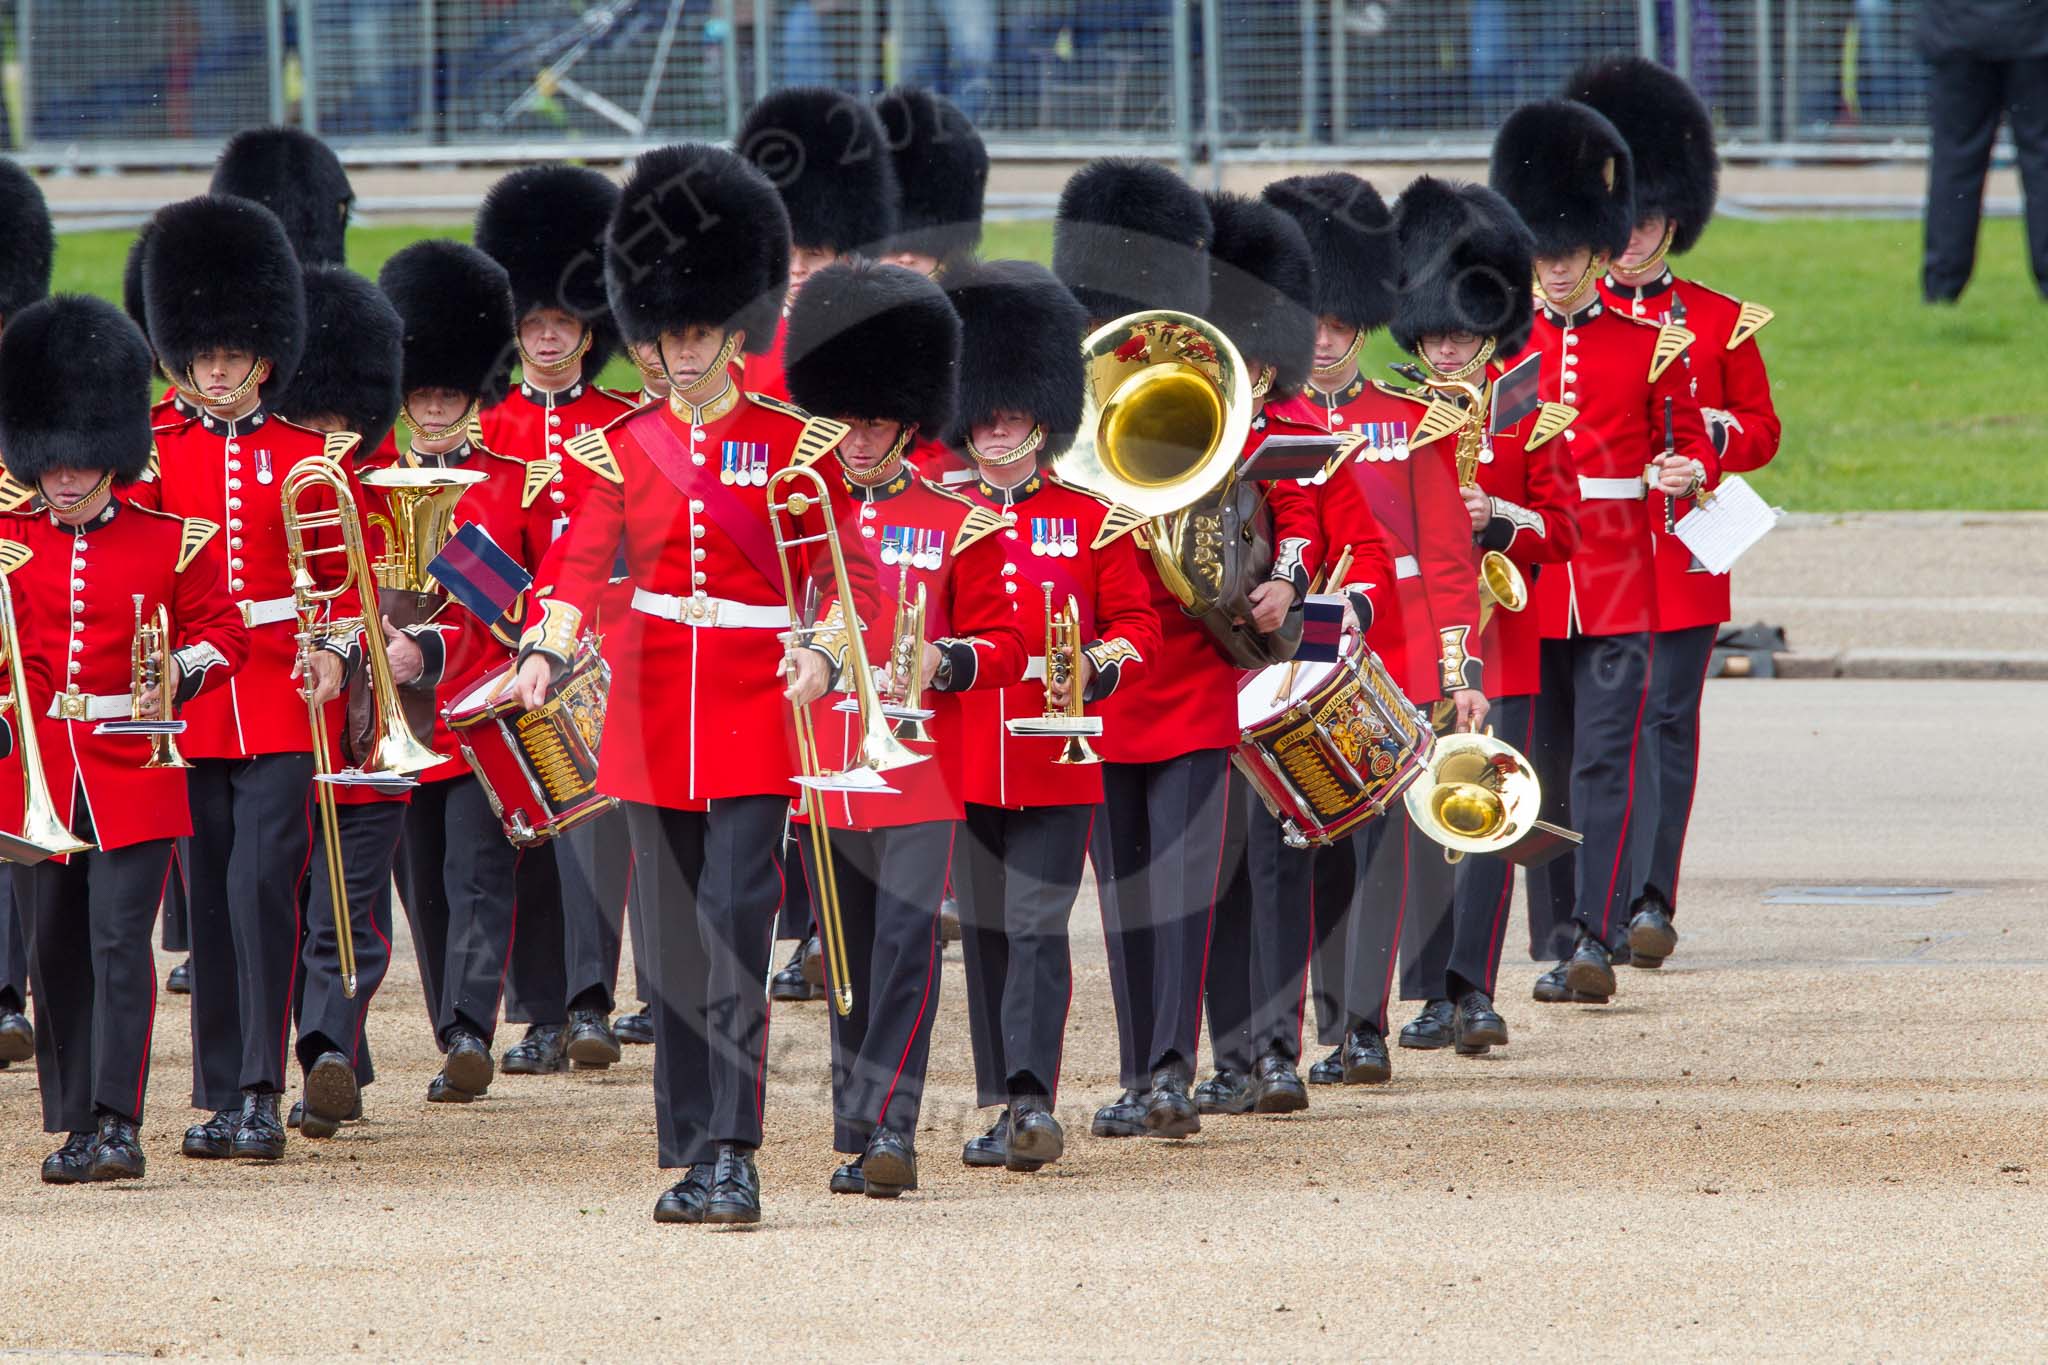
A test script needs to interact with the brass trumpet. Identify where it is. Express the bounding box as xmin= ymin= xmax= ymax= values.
xmin=0 ymin=543 xmax=91 ymax=864
xmin=885 ymin=562 xmax=932 ymax=743
xmin=766 ymin=463 xmax=925 ymax=1017
xmin=130 ymin=595 xmax=190 ymax=769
